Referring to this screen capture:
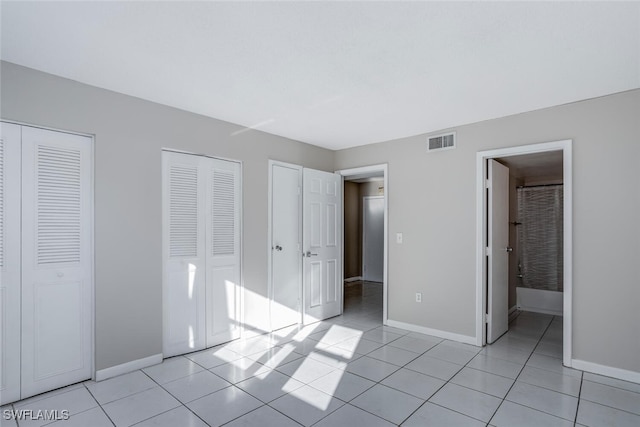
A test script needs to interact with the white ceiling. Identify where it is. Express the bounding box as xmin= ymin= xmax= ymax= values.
xmin=1 ymin=1 xmax=639 ymax=150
